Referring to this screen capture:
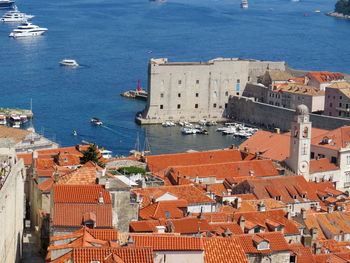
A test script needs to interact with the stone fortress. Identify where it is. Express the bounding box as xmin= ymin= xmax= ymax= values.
xmin=136 ymin=57 xmax=285 ymax=124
